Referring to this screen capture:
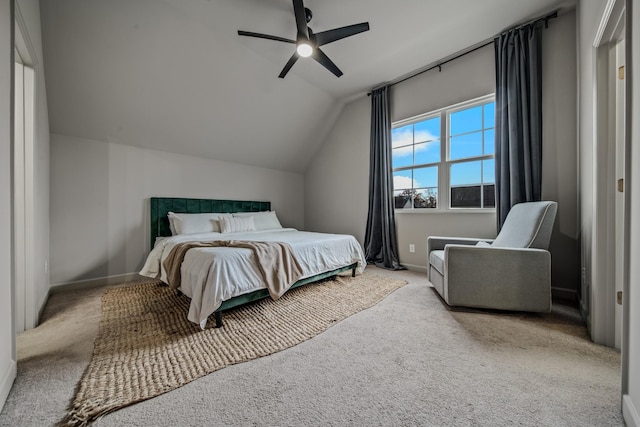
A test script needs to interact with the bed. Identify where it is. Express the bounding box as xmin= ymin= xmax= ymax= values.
xmin=140 ymin=197 xmax=366 ymax=329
